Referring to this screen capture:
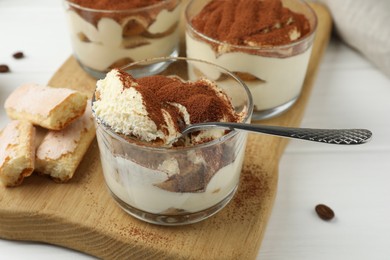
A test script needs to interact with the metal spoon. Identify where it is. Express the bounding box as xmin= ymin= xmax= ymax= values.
xmin=180 ymin=122 xmax=372 ymax=145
